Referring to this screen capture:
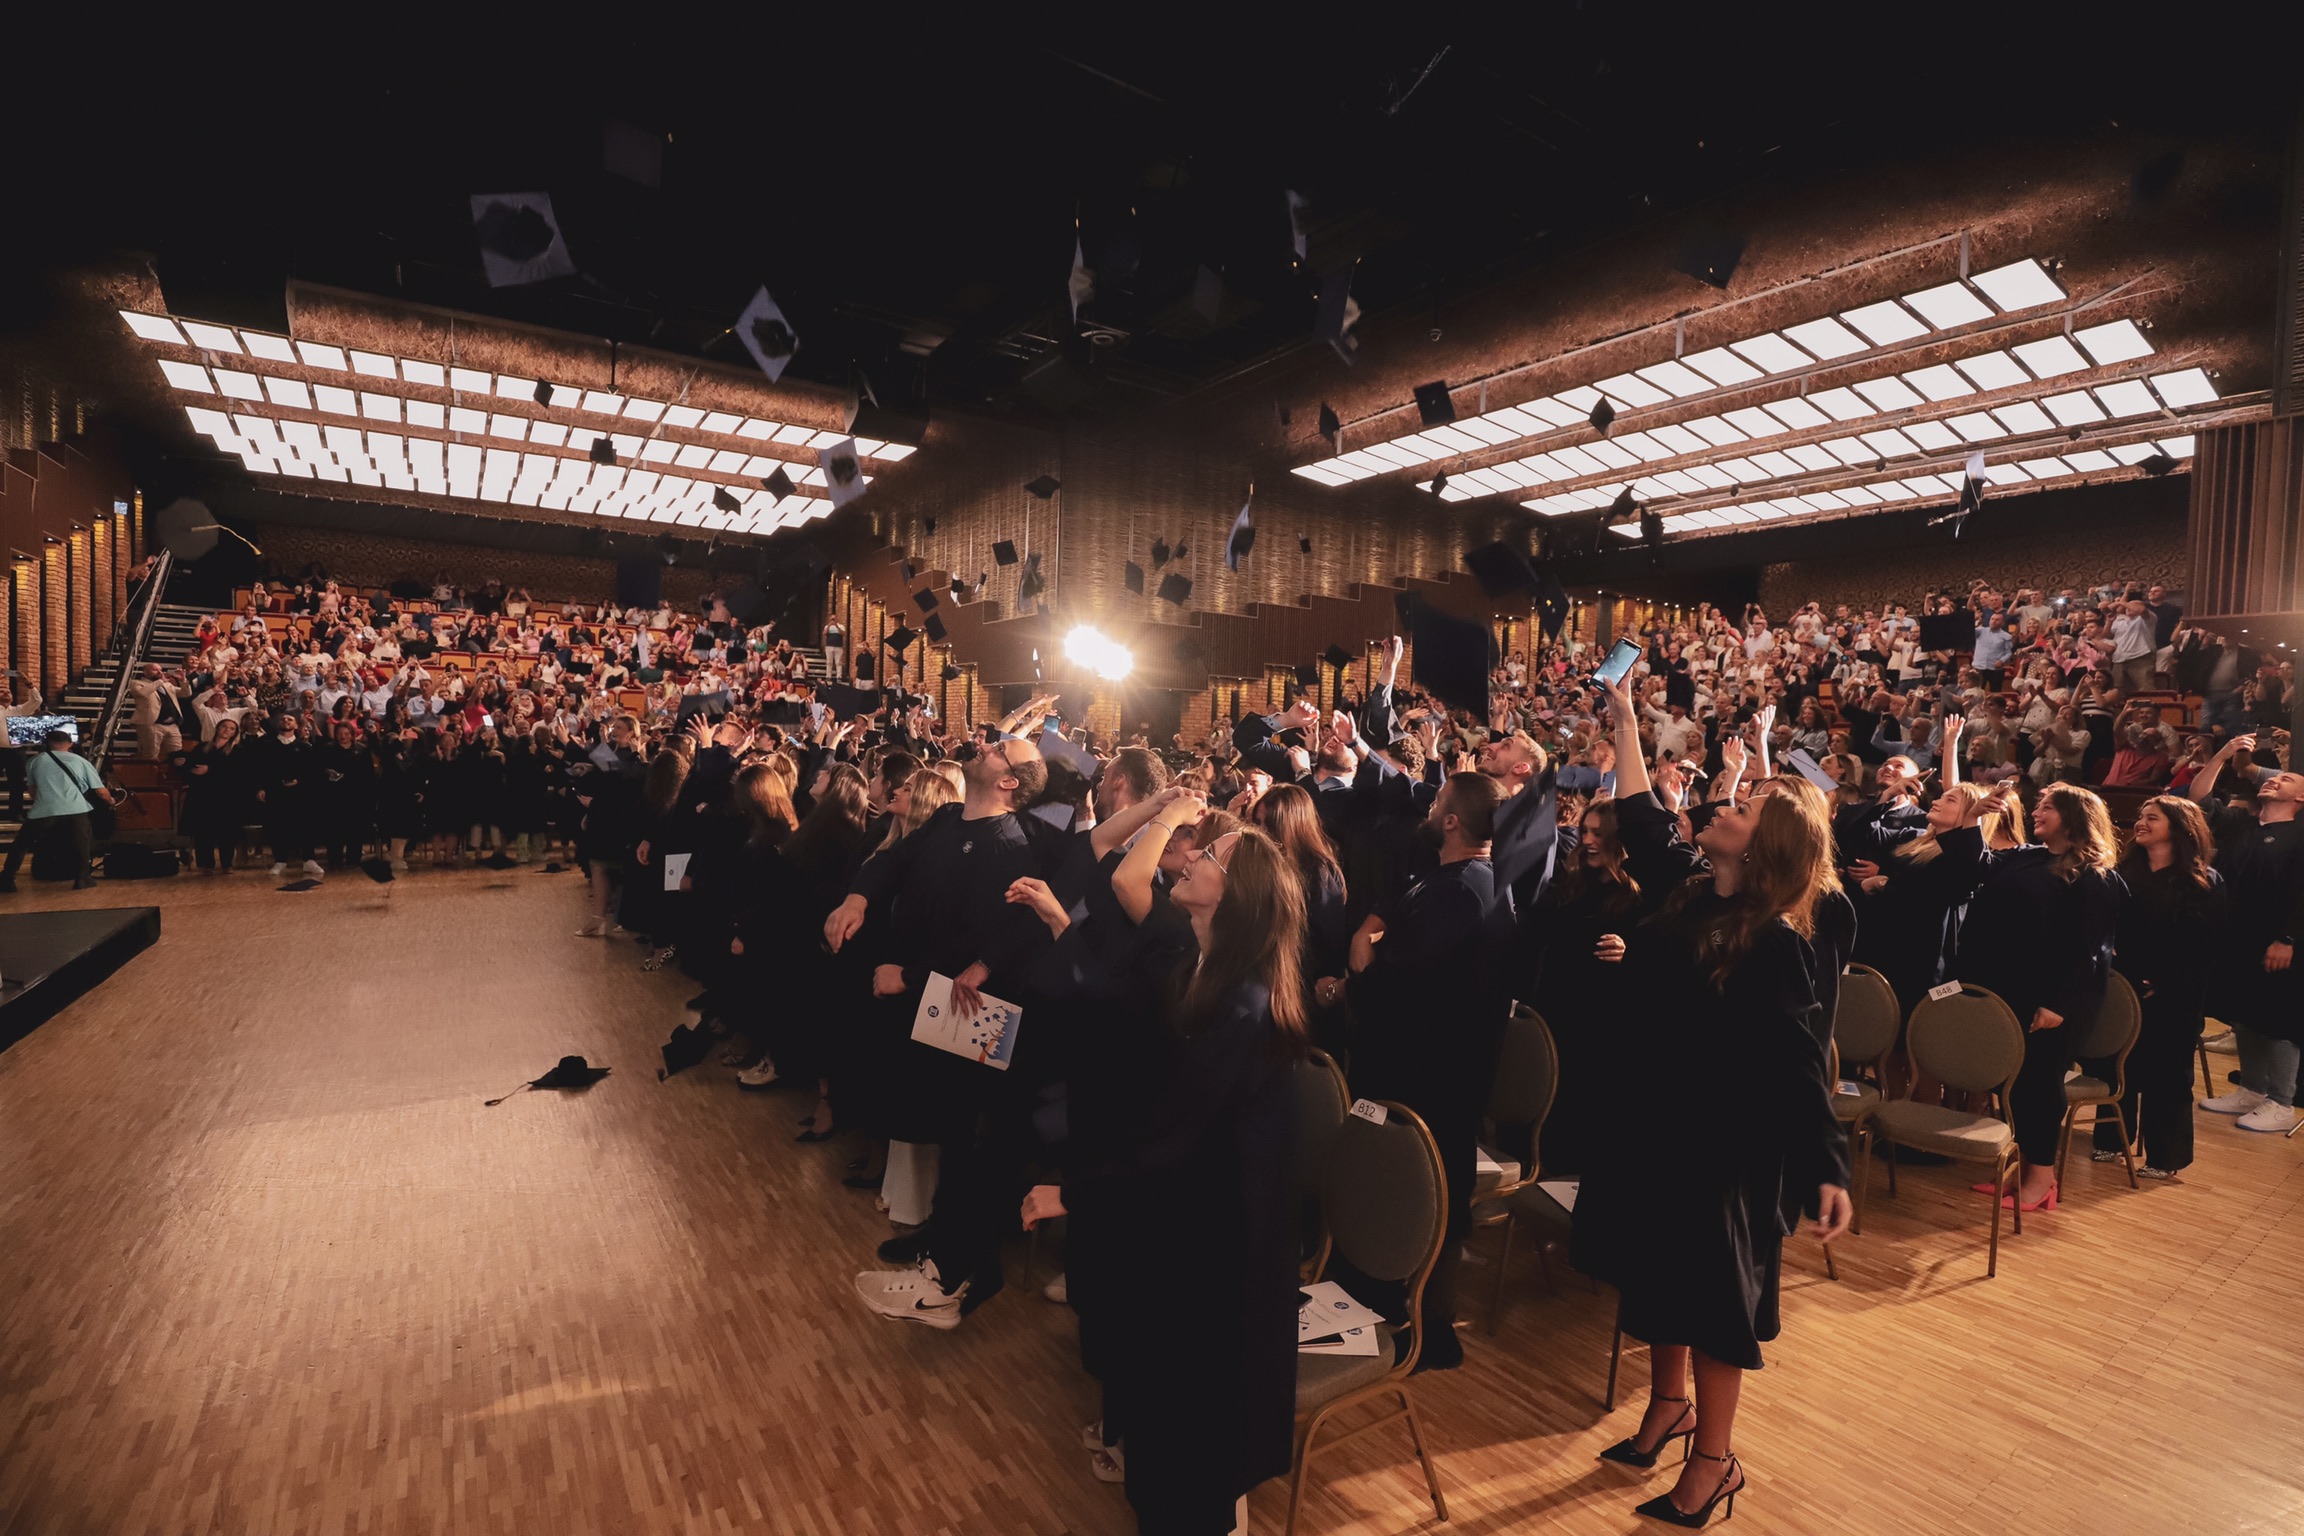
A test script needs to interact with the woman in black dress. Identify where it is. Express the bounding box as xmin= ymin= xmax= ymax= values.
xmin=1021 ymin=813 xmax=1304 ymax=1536
xmin=1529 ymin=797 xmax=1647 ymax=1175
xmin=1949 ymin=781 xmax=2125 ymax=1211
xmin=1574 ymin=675 xmax=1852 ymax=1528
xmin=2098 ymin=795 xmax=2225 ymax=1177
xmin=180 ymin=718 xmax=250 ymax=872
